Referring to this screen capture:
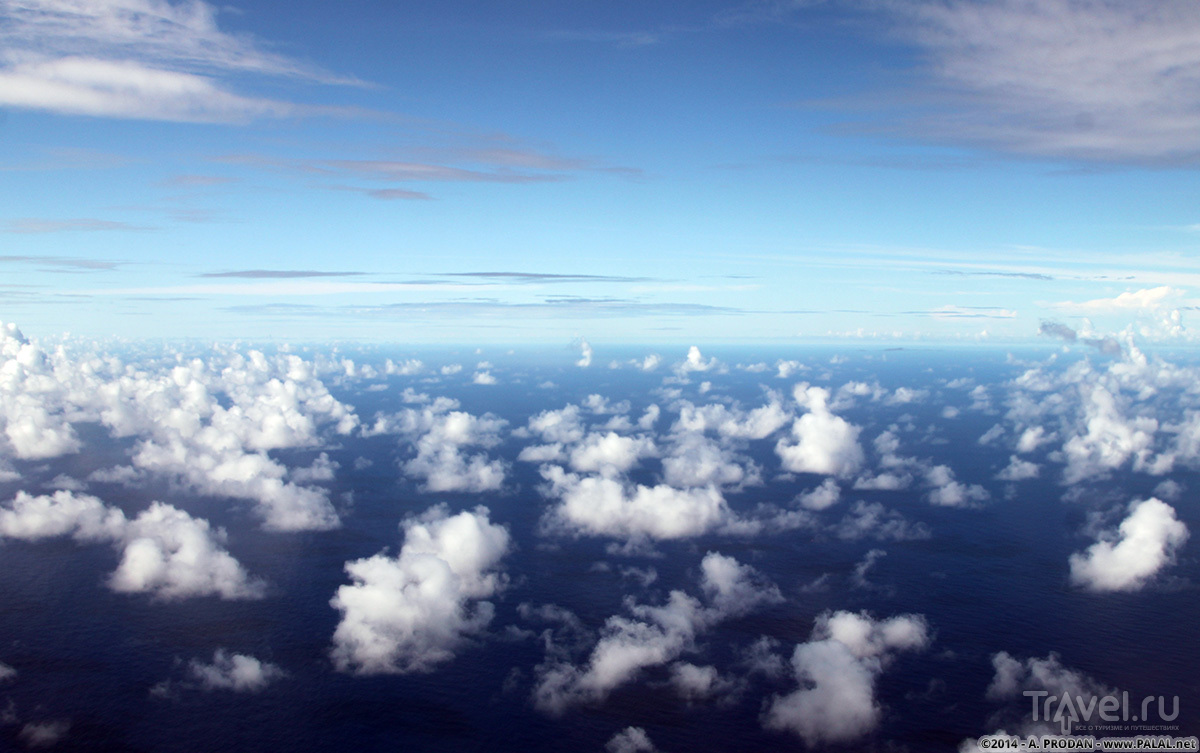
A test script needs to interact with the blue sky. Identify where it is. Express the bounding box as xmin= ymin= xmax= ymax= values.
xmin=2 ymin=0 xmax=1199 ymax=343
